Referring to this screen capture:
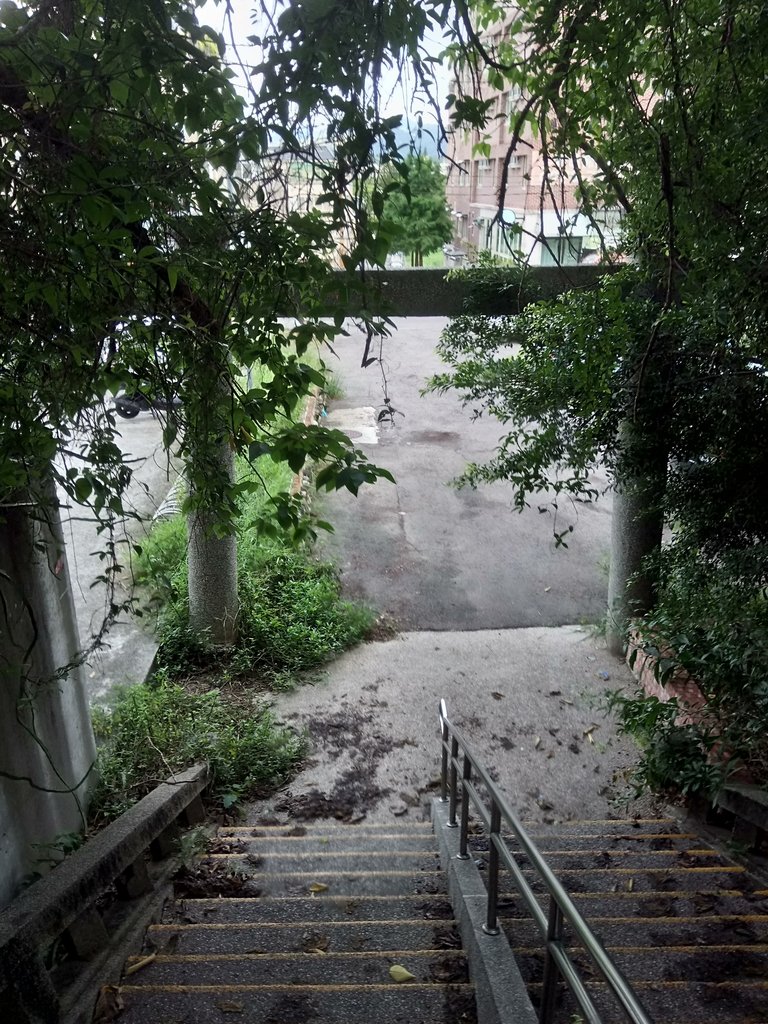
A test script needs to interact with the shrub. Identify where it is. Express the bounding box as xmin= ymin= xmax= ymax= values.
xmin=132 ymin=454 xmax=374 ymax=684
xmin=90 ymin=679 xmax=304 ymax=823
xmin=610 ymin=544 xmax=768 ymax=799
